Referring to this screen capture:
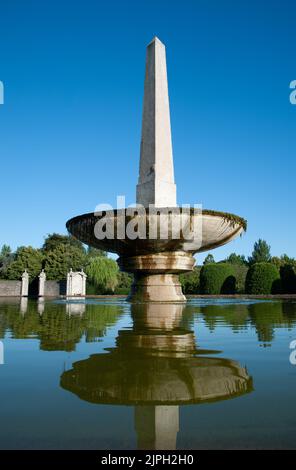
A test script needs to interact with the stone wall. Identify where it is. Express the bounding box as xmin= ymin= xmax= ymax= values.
xmin=0 ymin=274 xmax=79 ymax=297
xmin=44 ymin=280 xmax=65 ymax=297
xmin=0 ymin=280 xmax=22 ymax=296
